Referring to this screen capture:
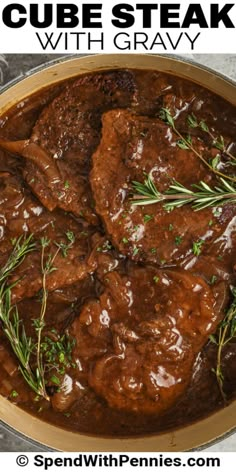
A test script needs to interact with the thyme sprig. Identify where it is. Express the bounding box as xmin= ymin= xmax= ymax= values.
xmin=187 ymin=113 xmax=236 ymax=163
xmin=0 ymin=236 xmax=49 ymax=399
xmin=54 ymin=231 xmax=75 ymax=257
xmin=210 ymin=287 xmax=236 ymax=401
xmin=159 ymin=108 xmax=236 ymax=183
xmin=34 ymin=237 xmax=61 ymax=400
xmin=131 ymin=174 xmax=236 ymax=211
xmin=41 ymin=330 xmax=76 ymax=375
